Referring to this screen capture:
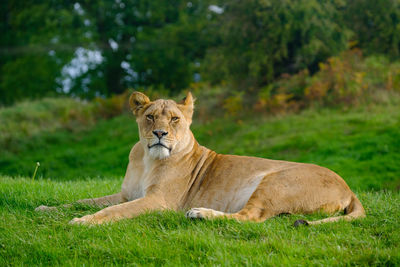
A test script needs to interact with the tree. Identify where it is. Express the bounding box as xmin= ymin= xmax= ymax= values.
xmin=343 ymin=0 xmax=400 ymax=58
xmin=0 ymin=0 xmax=88 ymax=105
xmin=69 ymin=0 xmax=213 ymax=97
xmin=0 ymin=0 xmax=213 ymax=104
xmin=202 ymin=0 xmax=350 ymax=91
